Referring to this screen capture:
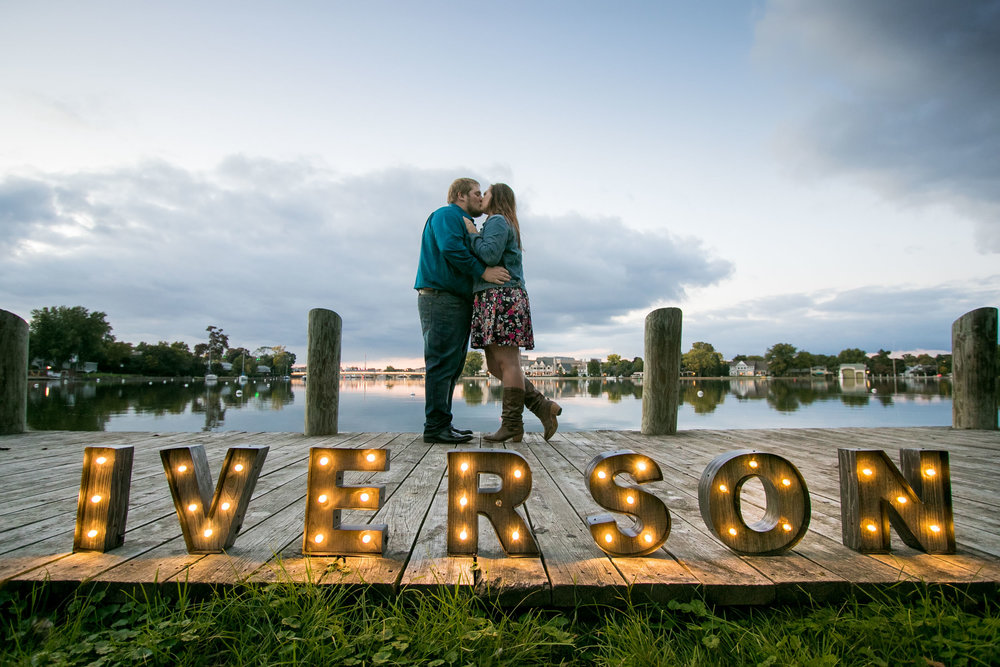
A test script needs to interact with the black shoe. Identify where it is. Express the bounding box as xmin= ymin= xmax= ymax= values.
xmin=423 ymin=429 xmax=473 ymax=444
xmin=451 ymin=426 xmax=473 ymax=436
